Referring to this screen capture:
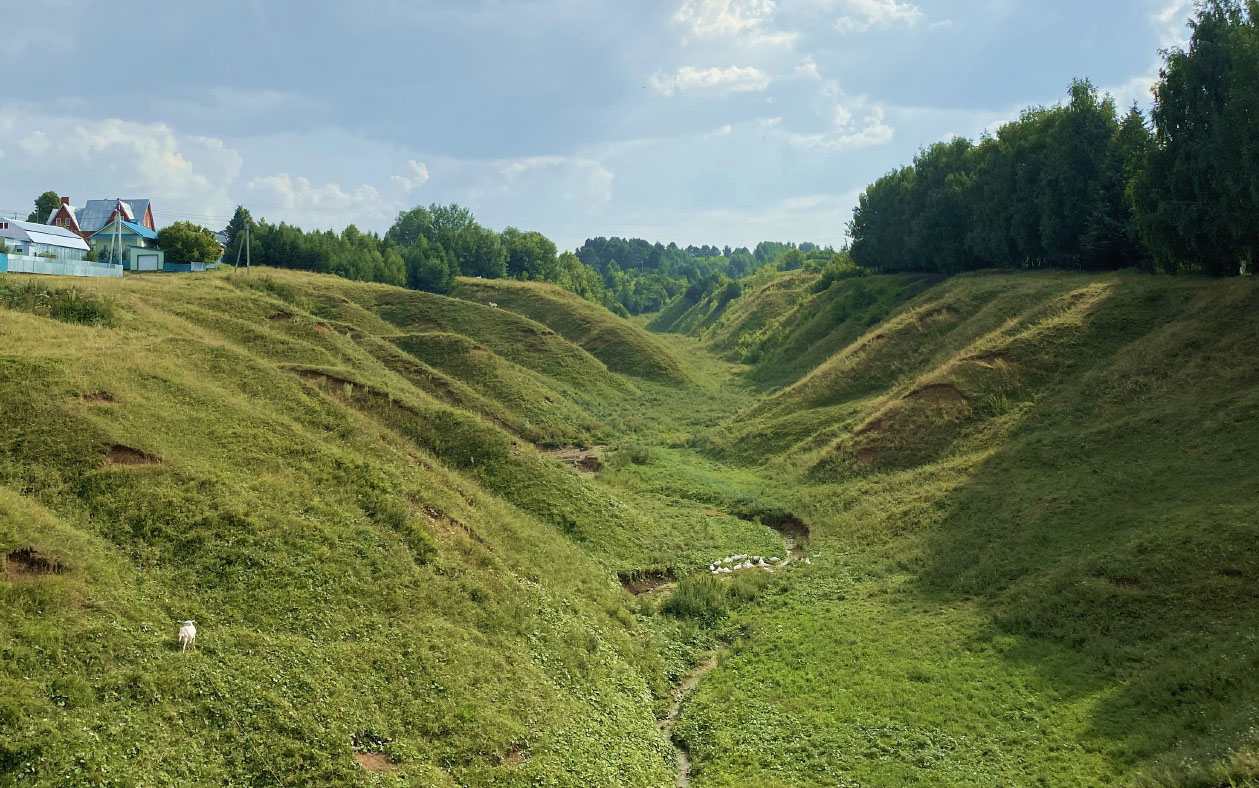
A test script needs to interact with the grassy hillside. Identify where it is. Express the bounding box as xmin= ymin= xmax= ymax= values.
xmin=454 ymin=278 xmax=688 ymax=384
xmin=664 ymin=270 xmax=1259 ymax=787
xmin=3 ymin=266 xmax=1256 ymax=787
xmin=0 ymin=268 xmax=785 ymax=787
